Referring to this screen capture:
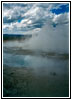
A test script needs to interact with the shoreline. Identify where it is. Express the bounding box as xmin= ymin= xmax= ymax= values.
xmin=3 ymin=66 xmax=69 ymax=97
